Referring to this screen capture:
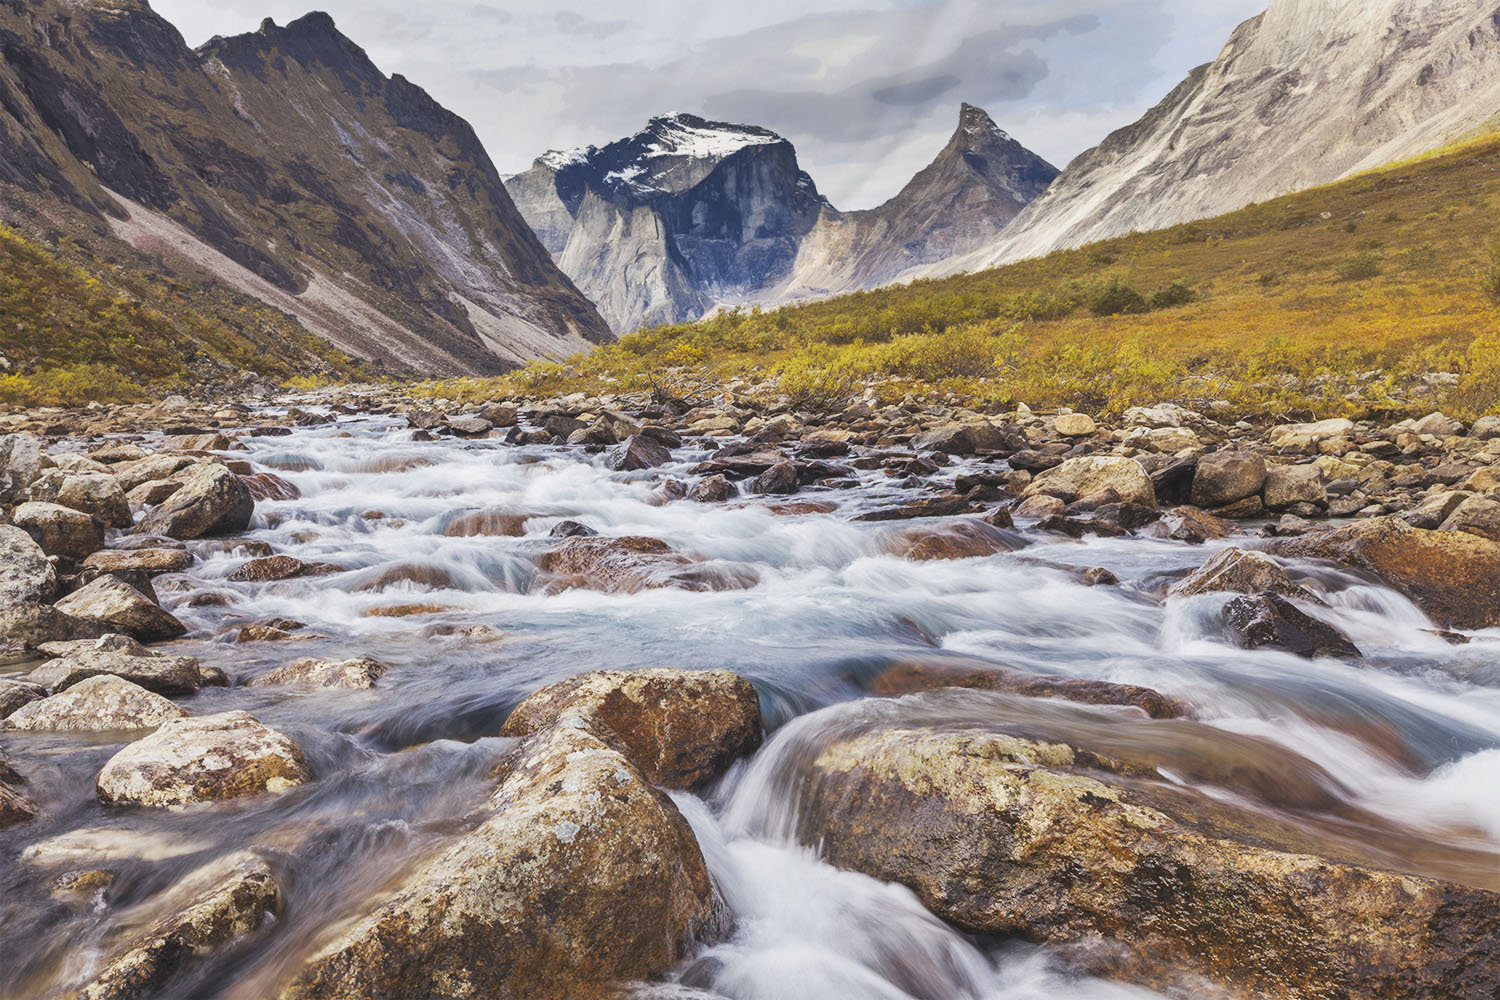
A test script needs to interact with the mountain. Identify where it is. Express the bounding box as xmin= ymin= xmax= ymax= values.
xmin=772 ymin=104 xmax=1058 ymax=300
xmin=0 ymin=1 xmax=611 ymax=376
xmin=940 ymin=0 xmax=1500 ymax=273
